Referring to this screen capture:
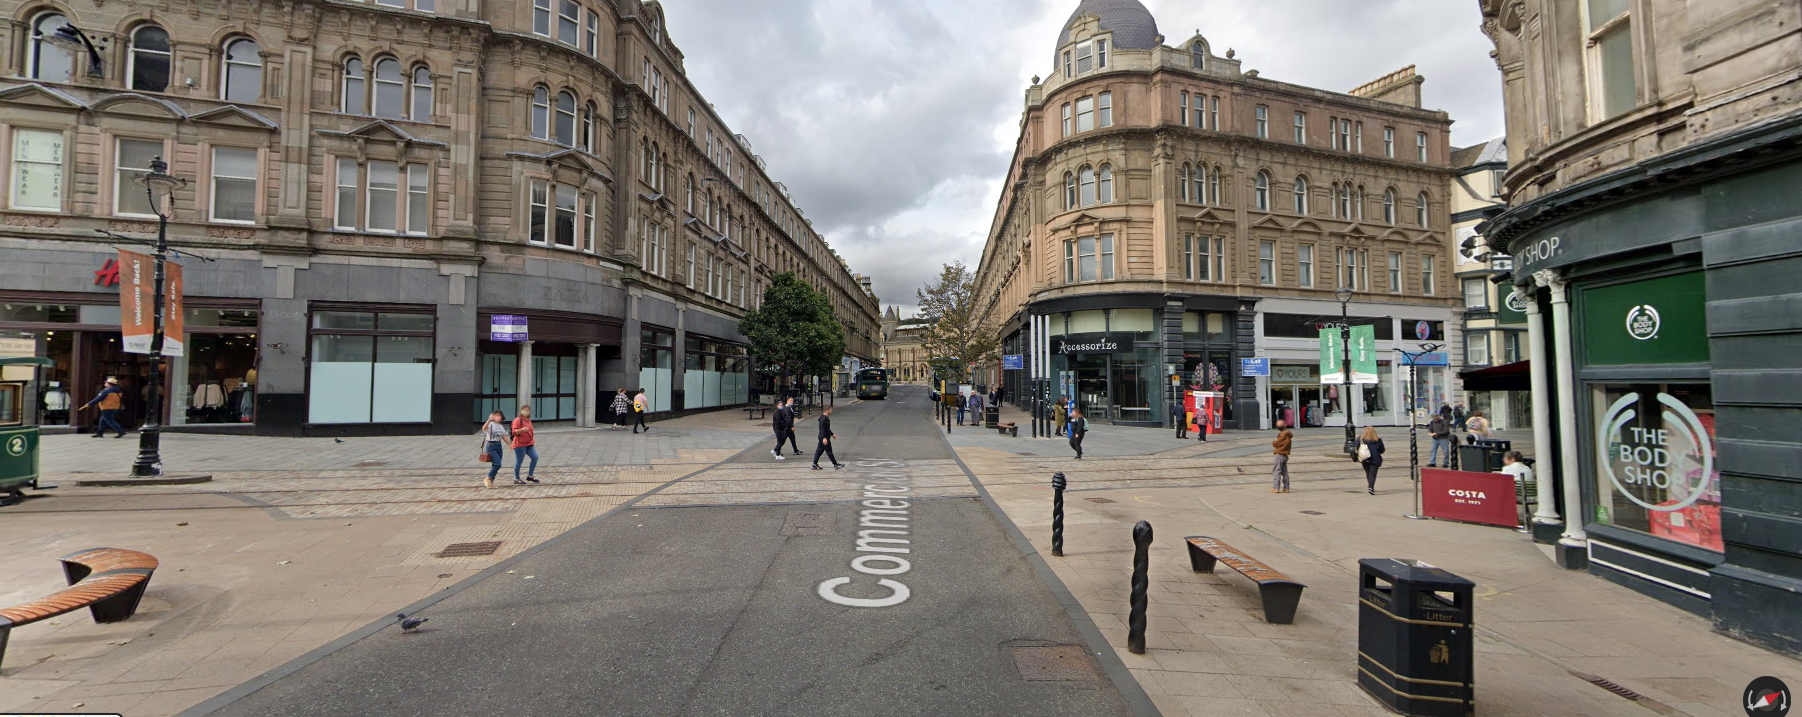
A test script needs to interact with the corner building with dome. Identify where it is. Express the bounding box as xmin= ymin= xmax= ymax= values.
xmin=972 ymin=0 xmax=1463 ymax=430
